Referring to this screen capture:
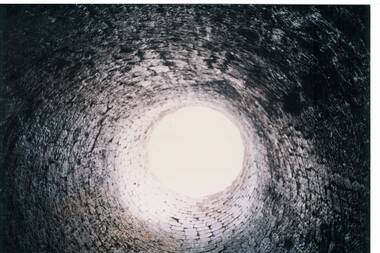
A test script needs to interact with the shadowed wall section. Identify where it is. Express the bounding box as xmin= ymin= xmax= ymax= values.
xmin=0 ymin=5 xmax=369 ymax=253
